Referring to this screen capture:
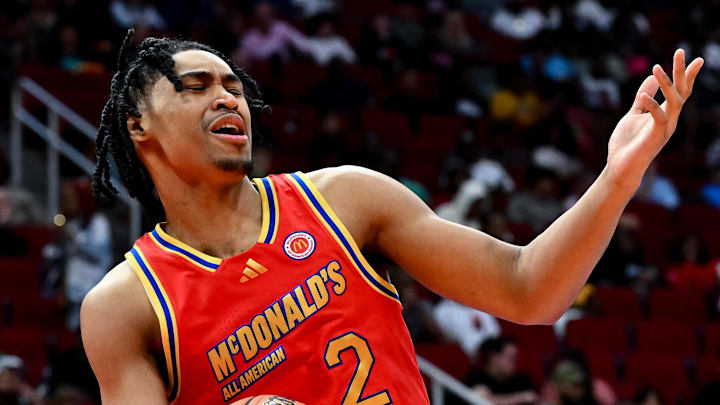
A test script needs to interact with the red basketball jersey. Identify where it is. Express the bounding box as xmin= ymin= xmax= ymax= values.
xmin=125 ymin=172 xmax=430 ymax=404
